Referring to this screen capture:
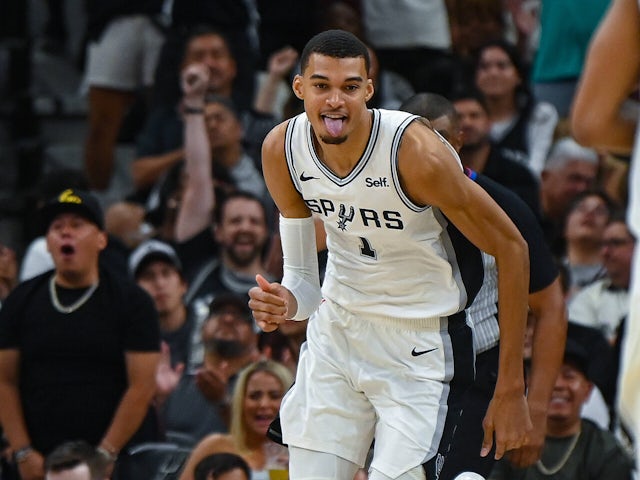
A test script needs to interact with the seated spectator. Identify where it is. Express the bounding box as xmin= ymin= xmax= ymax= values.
xmin=178 ymin=360 xmax=293 ymax=480
xmin=569 ymin=213 xmax=635 ymax=344
xmin=193 ymin=452 xmax=250 ymax=480
xmin=177 ymin=190 xmax=274 ymax=361
xmin=560 ymin=190 xmax=615 ymax=297
xmin=474 ymin=39 xmax=558 ymax=176
xmin=488 ymin=334 xmax=634 ymax=480
xmin=44 ymin=440 xmax=108 ymax=480
xmin=160 ymin=293 xmax=261 ymax=445
xmin=539 ymin=137 xmax=599 ymax=256
xmin=452 ymin=89 xmax=541 ymax=215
